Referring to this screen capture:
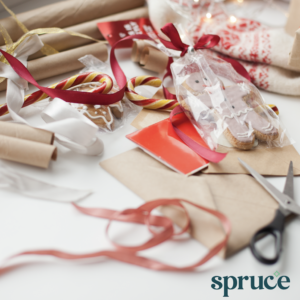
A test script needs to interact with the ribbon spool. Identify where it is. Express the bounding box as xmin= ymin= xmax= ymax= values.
xmin=0 ymin=71 xmax=113 ymax=117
